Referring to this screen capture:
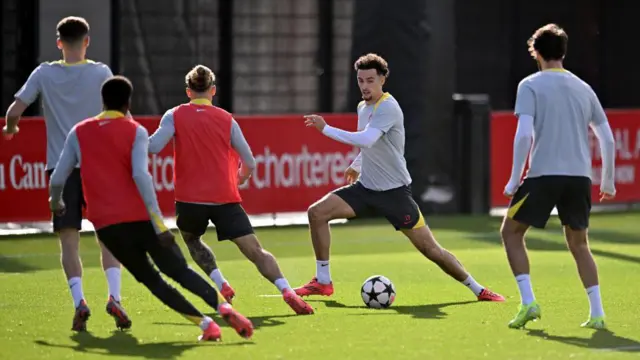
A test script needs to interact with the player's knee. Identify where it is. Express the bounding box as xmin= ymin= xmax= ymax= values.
xmin=500 ymin=218 xmax=526 ymax=242
xmin=565 ymin=227 xmax=588 ymax=252
xmin=232 ymin=234 xmax=261 ymax=260
xmin=134 ymin=267 xmax=162 ymax=286
xmin=307 ymin=202 xmax=329 ymax=223
xmin=181 ymin=231 xmax=200 ymax=244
